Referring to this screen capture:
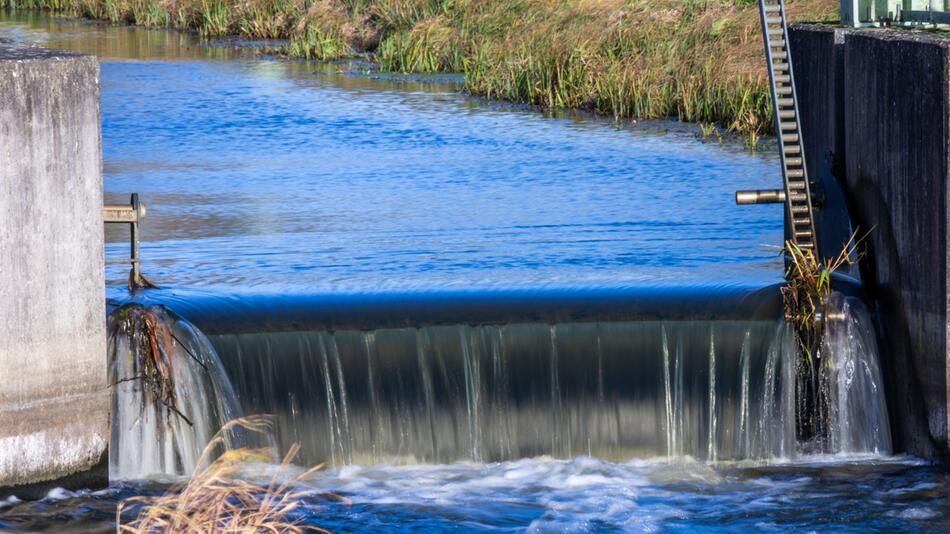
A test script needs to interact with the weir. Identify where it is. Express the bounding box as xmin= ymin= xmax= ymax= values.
xmin=107 ymin=285 xmax=891 ymax=471
xmin=100 ymin=0 xmax=895 ymax=475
